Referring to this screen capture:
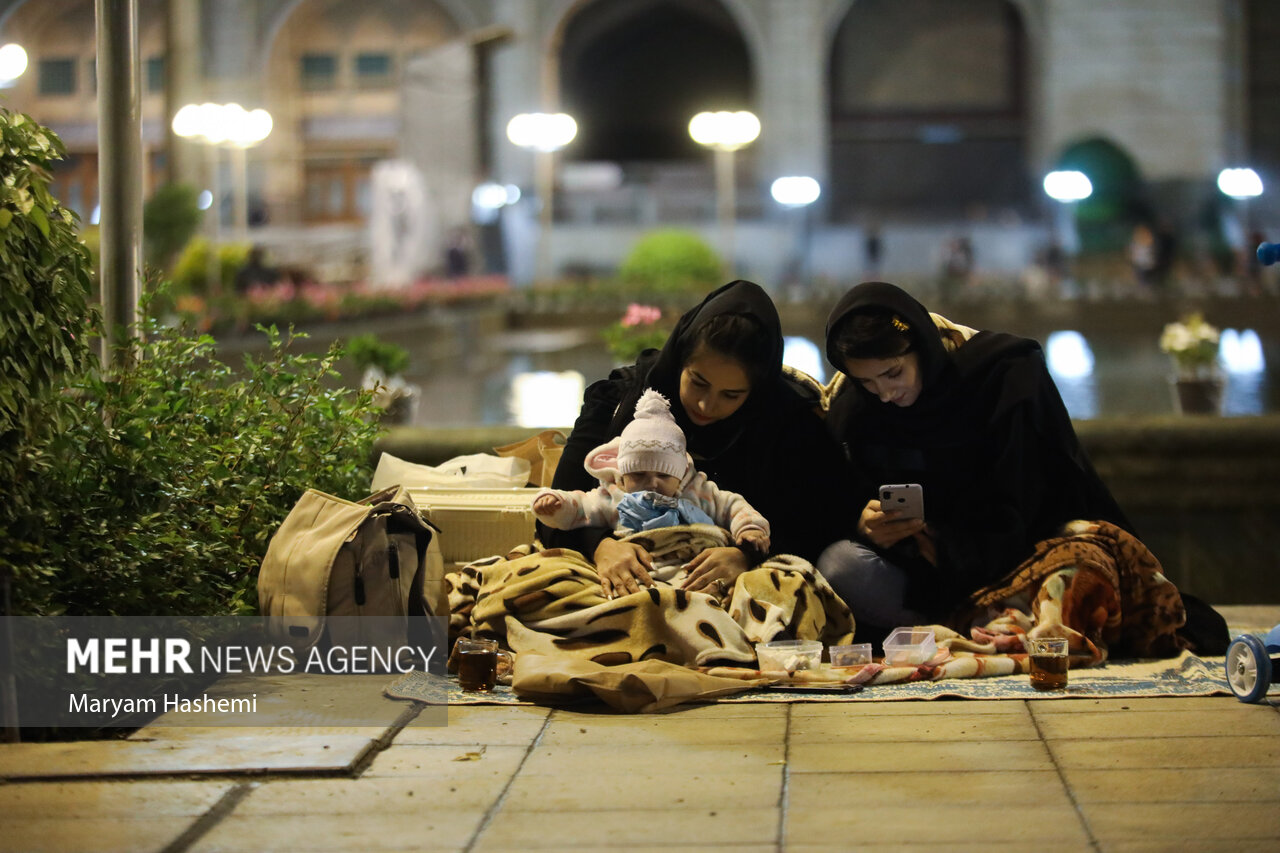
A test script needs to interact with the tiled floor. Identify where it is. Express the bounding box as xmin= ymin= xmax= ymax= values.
xmin=2 ymin=607 xmax=1278 ymax=852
